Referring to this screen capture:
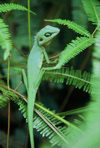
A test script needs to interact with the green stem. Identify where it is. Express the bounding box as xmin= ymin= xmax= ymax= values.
xmin=7 ymin=56 xmax=10 ymax=148
xmin=28 ymin=0 xmax=32 ymax=50
xmin=35 ymin=103 xmax=82 ymax=133
xmin=7 ymin=57 xmax=10 ymax=89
